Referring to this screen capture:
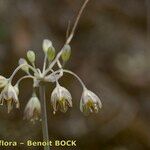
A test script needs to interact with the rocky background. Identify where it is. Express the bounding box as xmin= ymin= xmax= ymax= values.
xmin=0 ymin=0 xmax=150 ymax=150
